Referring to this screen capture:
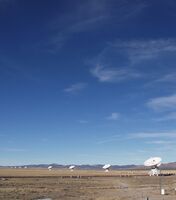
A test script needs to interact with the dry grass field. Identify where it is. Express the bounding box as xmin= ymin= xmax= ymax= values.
xmin=0 ymin=168 xmax=176 ymax=200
